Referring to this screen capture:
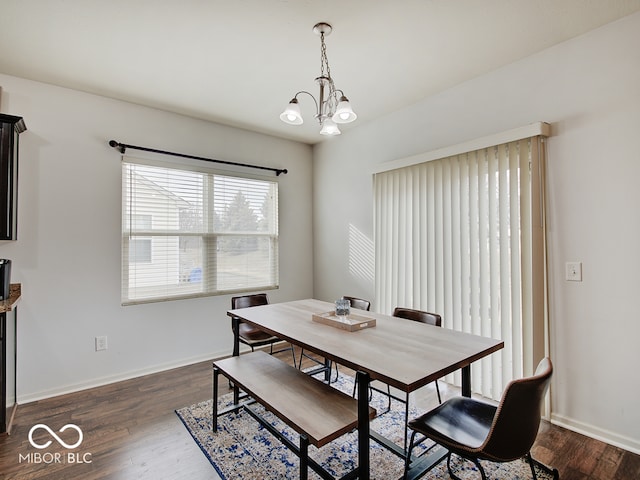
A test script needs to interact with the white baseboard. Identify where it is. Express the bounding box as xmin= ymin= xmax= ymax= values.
xmin=17 ymin=349 xmax=232 ymax=405
xmin=16 ymin=342 xmax=280 ymax=405
xmin=18 ymin=349 xmax=640 ymax=458
xmin=551 ymin=413 xmax=640 ymax=455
